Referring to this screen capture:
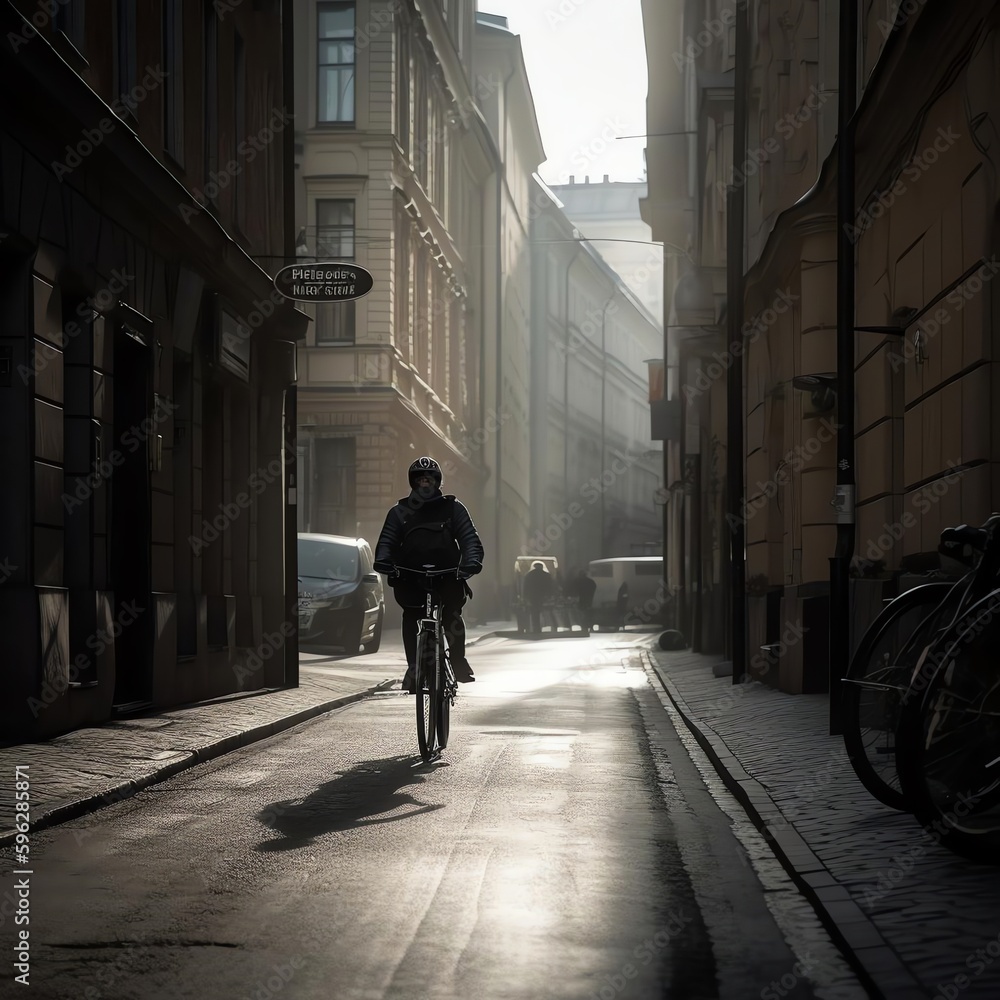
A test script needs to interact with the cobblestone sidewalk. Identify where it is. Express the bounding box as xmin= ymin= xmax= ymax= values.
xmin=646 ymin=644 xmax=1000 ymax=1000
